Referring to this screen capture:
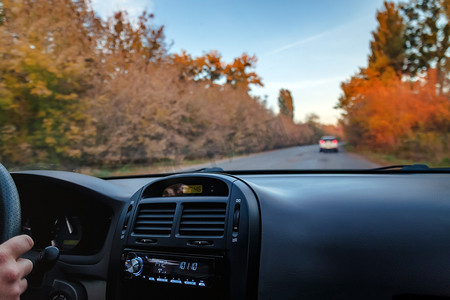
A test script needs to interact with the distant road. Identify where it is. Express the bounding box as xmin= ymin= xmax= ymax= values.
xmin=188 ymin=144 xmax=380 ymax=171
xmin=109 ymin=144 xmax=381 ymax=192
